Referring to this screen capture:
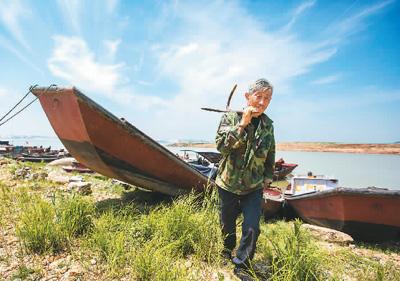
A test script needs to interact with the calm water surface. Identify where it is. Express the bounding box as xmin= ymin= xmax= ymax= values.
xmin=168 ymin=146 xmax=400 ymax=190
